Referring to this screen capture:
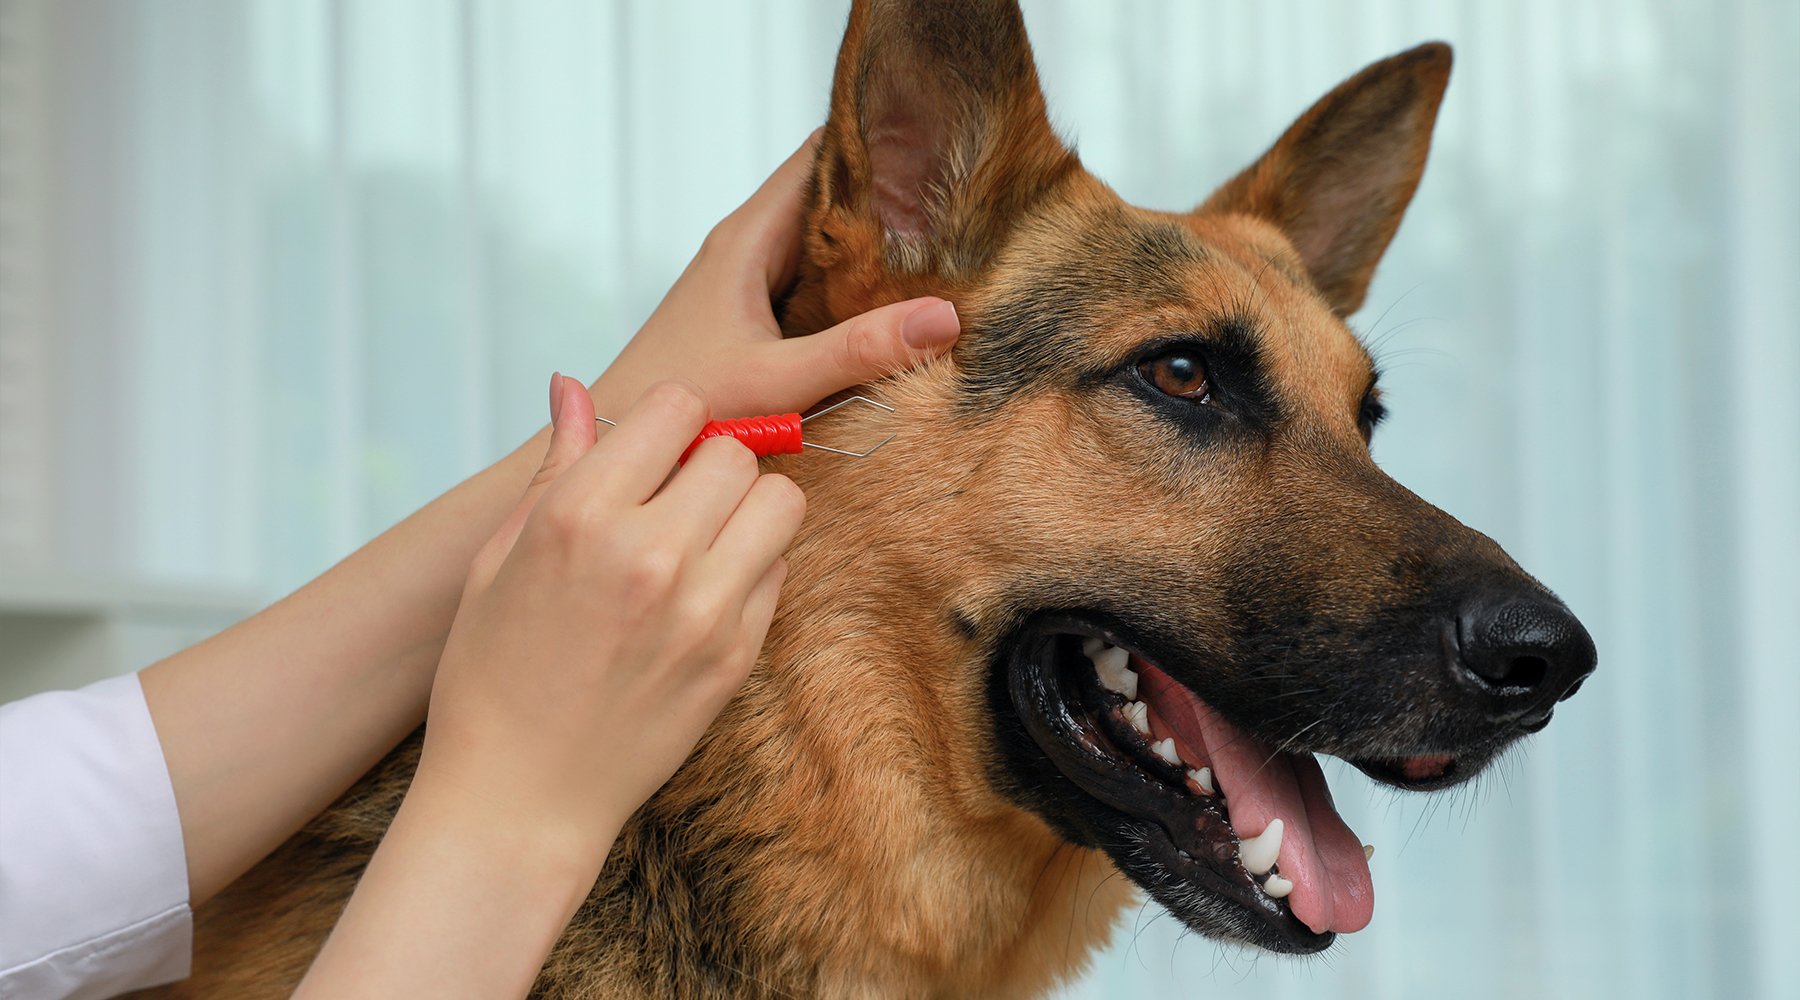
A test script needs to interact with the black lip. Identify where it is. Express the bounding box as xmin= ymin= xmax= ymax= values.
xmin=1000 ymin=612 xmax=1333 ymax=954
